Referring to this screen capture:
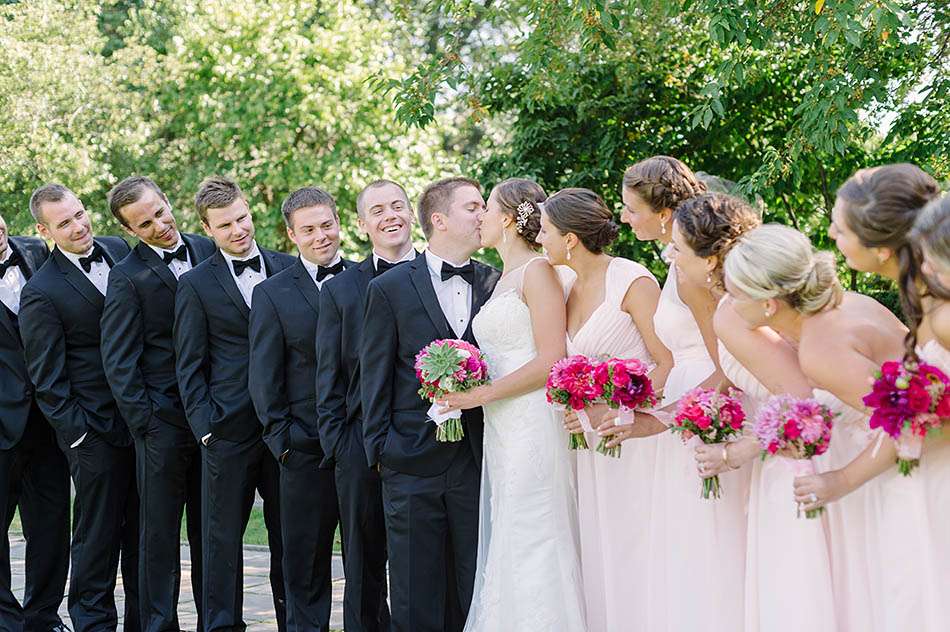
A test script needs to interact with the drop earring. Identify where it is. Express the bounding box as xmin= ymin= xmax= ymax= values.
xmin=660 ymin=220 xmax=667 ymax=235
xmin=502 ymin=229 xmax=508 ymax=245
xmin=567 ymin=248 xmax=572 ymax=261
xmin=706 ymin=272 xmax=713 ymax=285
